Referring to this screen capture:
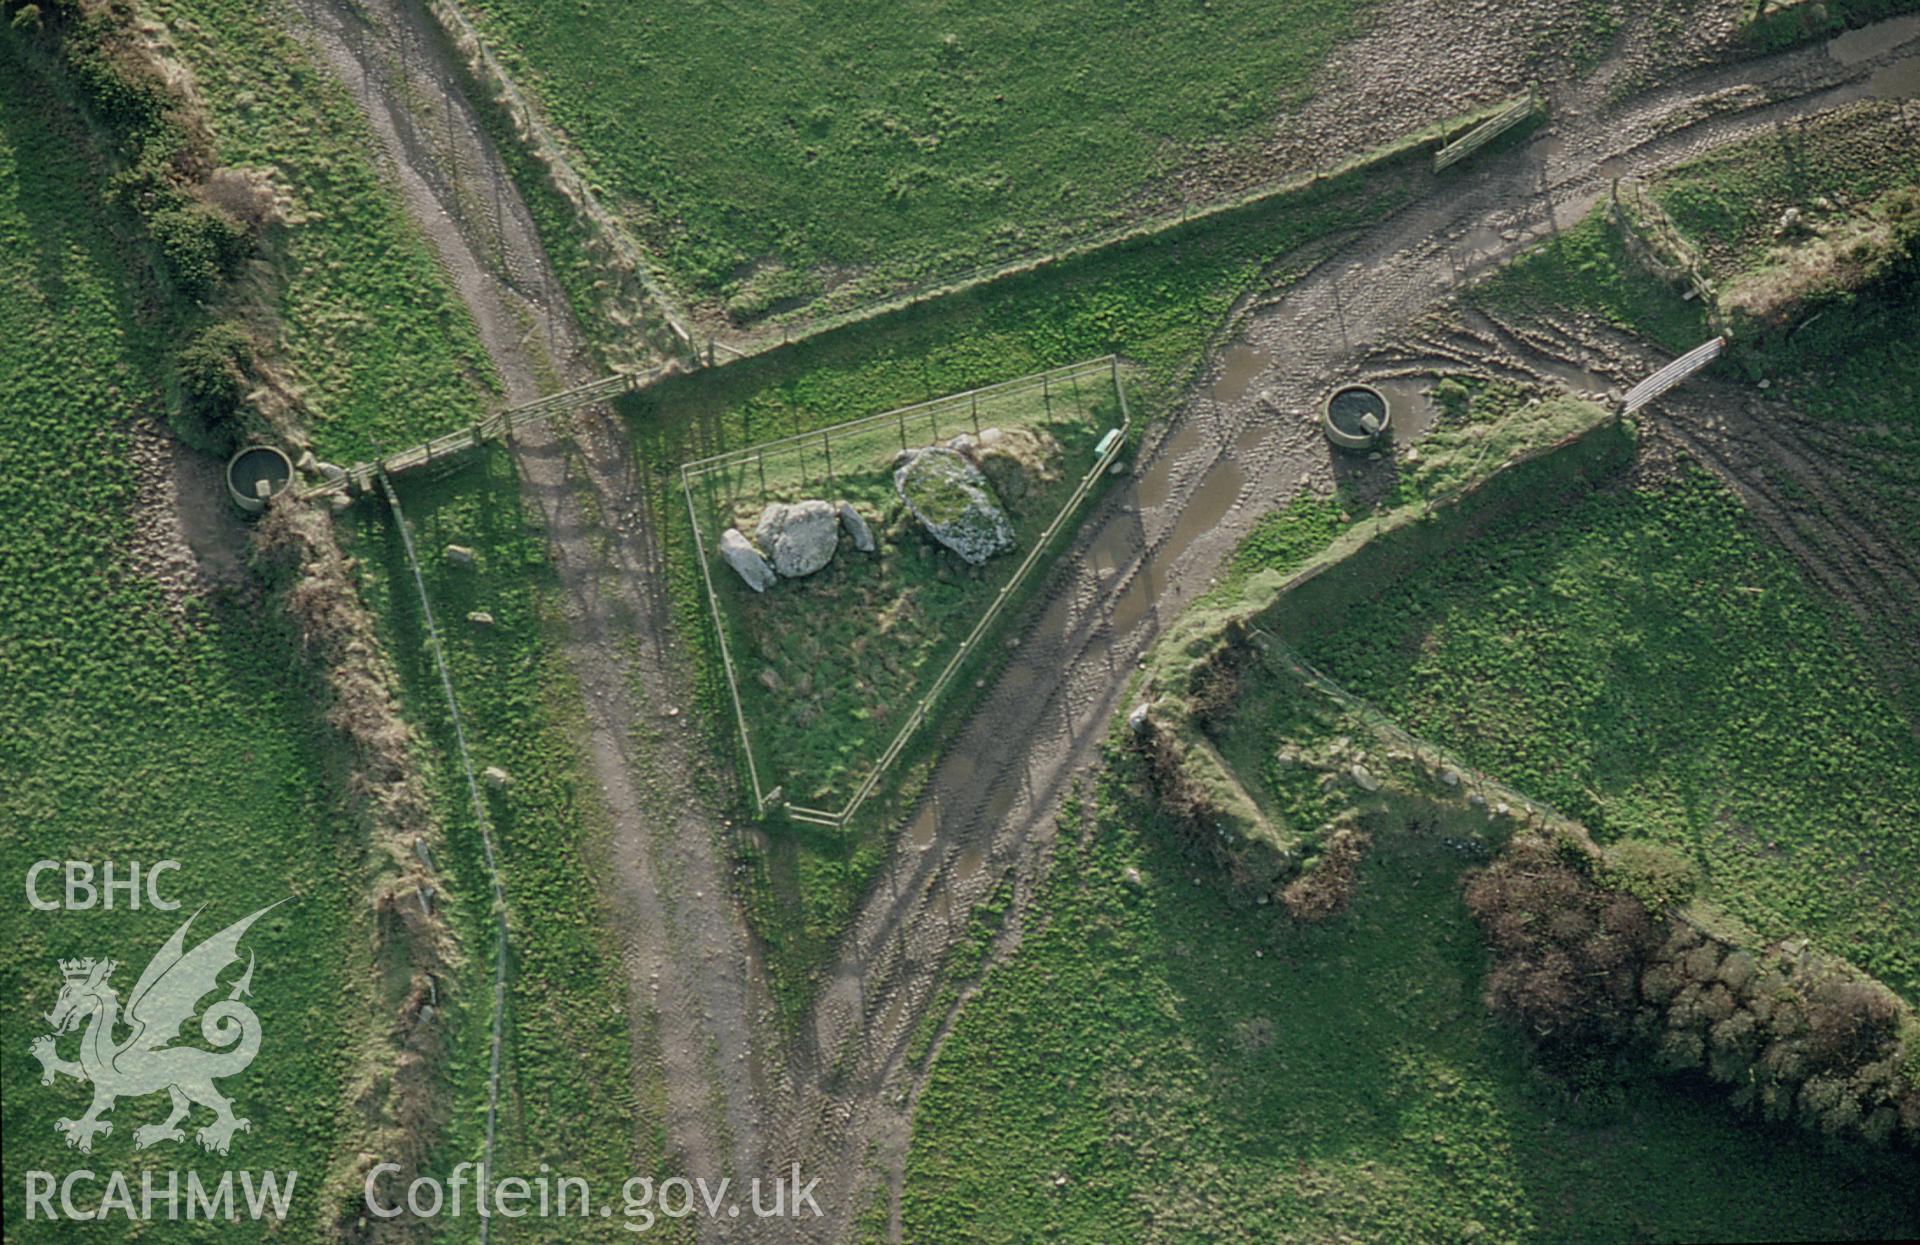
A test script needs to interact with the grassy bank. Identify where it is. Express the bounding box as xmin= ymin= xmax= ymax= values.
xmin=0 ymin=62 xmax=366 ymax=1237
xmin=901 ymin=752 xmax=1920 ymax=1242
xmin=348 ymin=455 xmax=655 ymax=1243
